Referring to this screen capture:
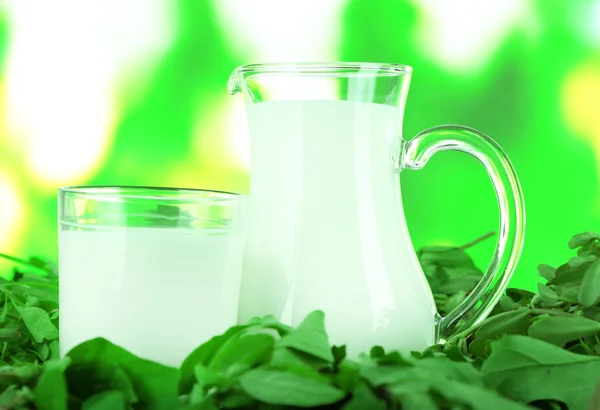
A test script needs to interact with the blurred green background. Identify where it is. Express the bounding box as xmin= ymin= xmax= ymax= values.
xmin=0 ymin=0 xmax=599 ymax=290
